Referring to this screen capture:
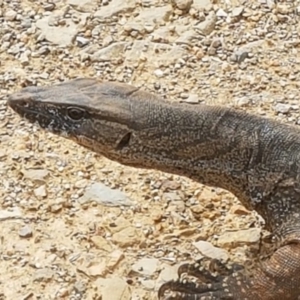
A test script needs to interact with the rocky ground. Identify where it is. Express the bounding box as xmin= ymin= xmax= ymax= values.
xmin=1 ymin=0 xmax=300 ymax=299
